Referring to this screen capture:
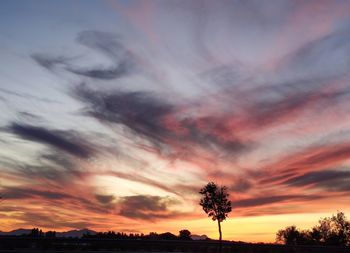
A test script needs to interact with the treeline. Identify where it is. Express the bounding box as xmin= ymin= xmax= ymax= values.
xmin=6 ymin=228 xmax=195 ymax=241
xmin=83 ymin=229 xmax=193 ymax=240
xmin=14 ymin=228 xmax=56 ymax=238
xmin=276 ymin=211 xmax=350 ymax=246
